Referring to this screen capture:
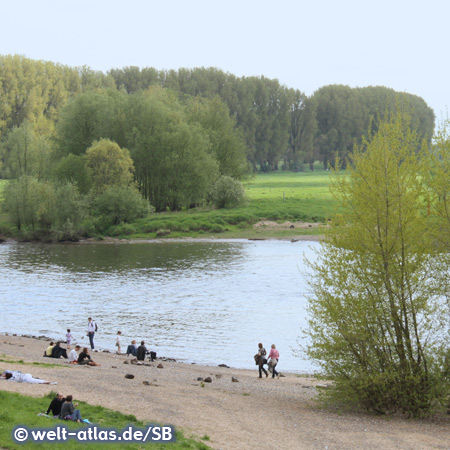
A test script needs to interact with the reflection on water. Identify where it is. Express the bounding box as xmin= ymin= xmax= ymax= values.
xmin=0 ymin=240 xmax=319 ymax=372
